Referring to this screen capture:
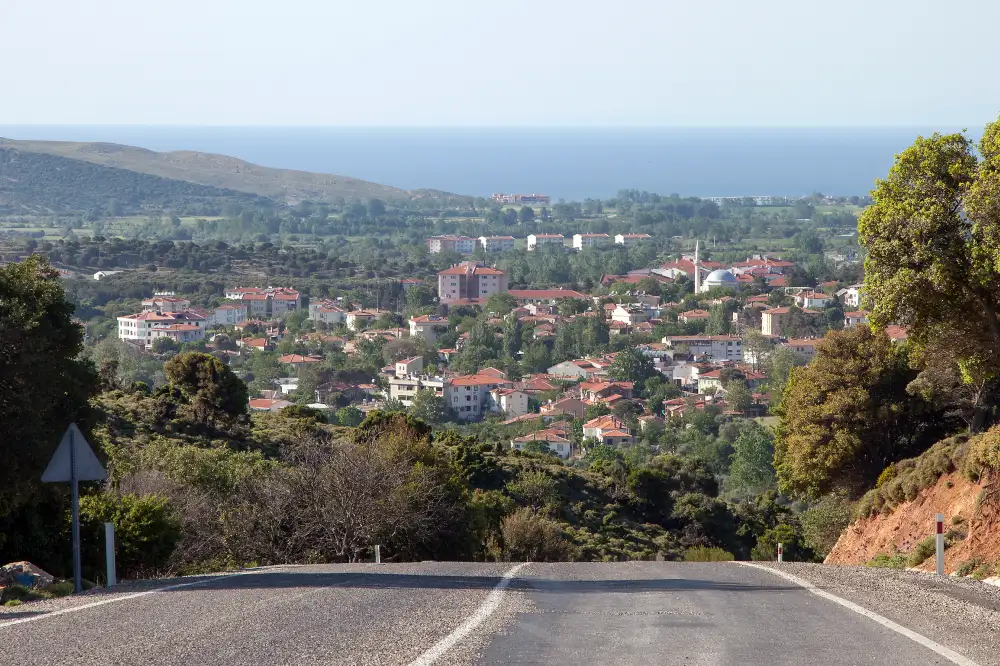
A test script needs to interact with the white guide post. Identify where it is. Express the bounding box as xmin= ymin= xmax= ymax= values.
xmin=105 ymin=522 xmax=117 ymax=588
xmin=935 ymin=514 xmax=945 ymax=576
